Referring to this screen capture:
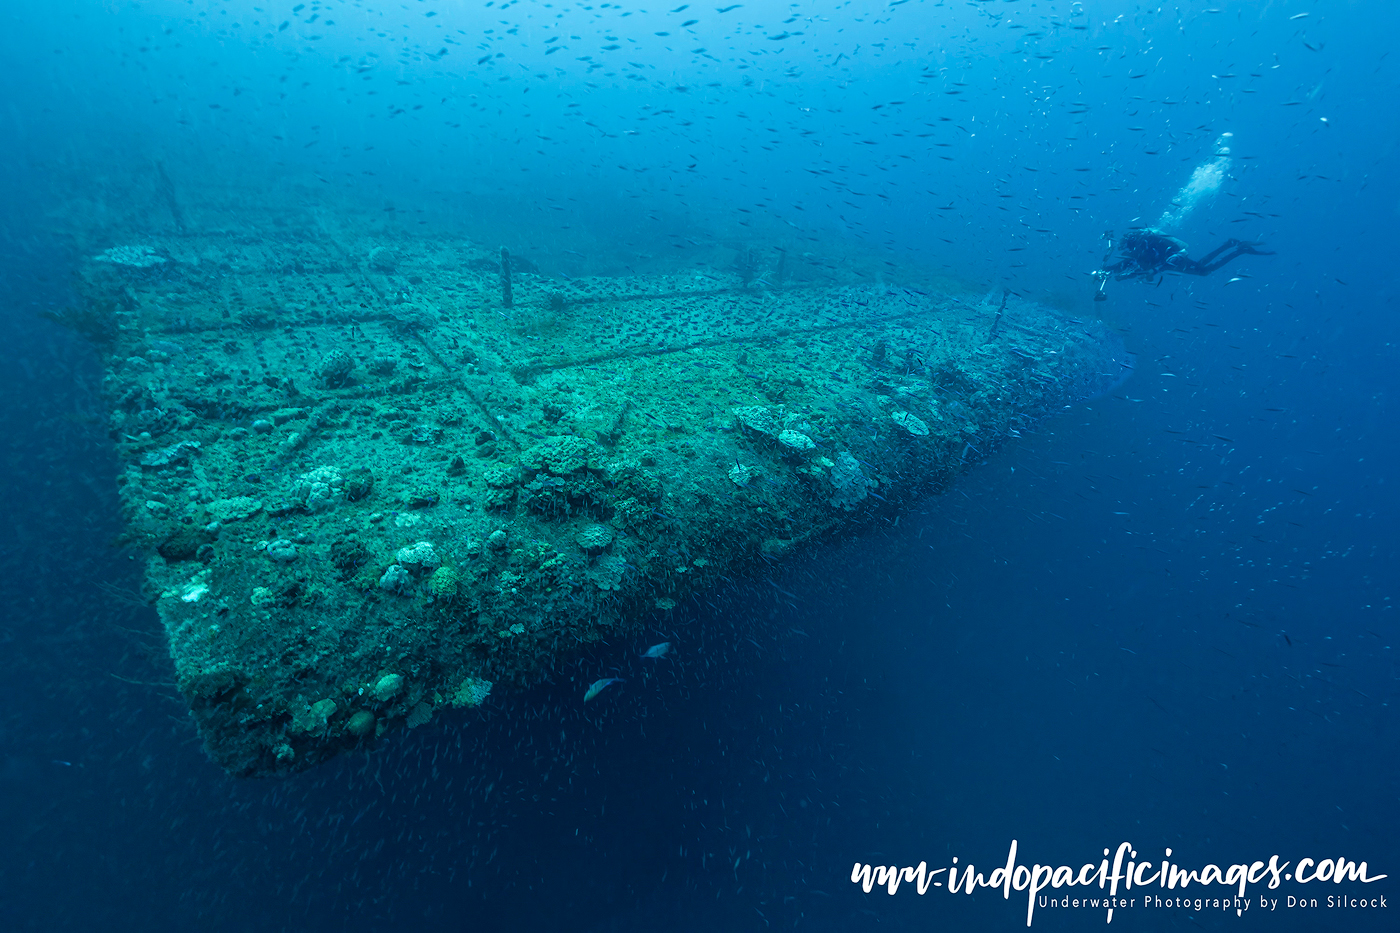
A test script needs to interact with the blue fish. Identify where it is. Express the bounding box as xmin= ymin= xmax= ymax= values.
xmin=640 ymin=641 xmax=672 ymax=659
xmin=584 ymin=677 xmax=624 ymax=702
